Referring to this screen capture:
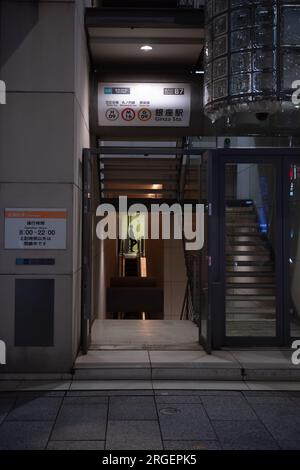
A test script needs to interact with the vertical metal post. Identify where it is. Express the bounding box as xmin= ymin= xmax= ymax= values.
xmin=81 ymin=149 xmax=93 ymax=354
